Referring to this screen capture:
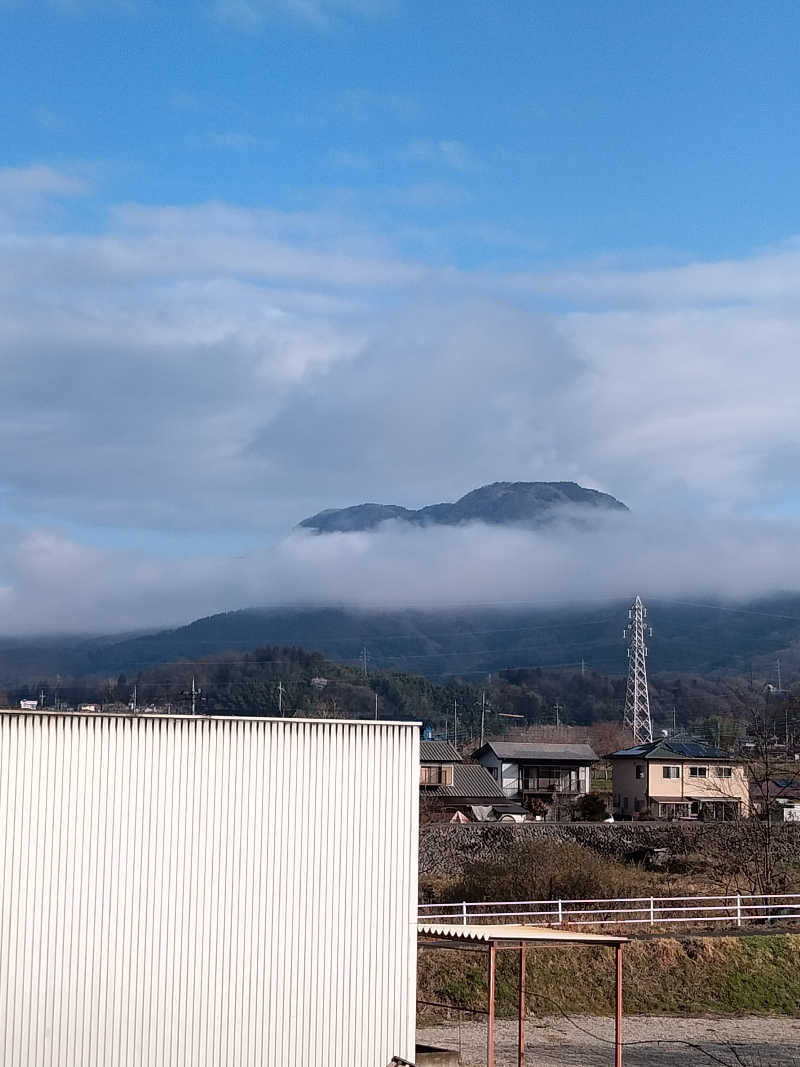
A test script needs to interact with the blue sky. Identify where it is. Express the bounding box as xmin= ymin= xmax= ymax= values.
xmin=4 ymin=0 xmax=800 ymax=631
xmin=5 ymin=0 xmax=800 ymax=262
